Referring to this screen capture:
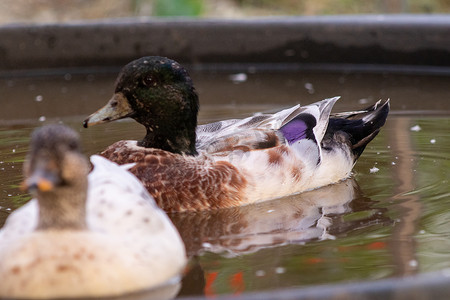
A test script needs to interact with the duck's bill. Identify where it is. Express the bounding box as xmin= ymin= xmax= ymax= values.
xmin=22 ymin=167 xmax=60 ymax=192
xmin=83 ymin=93 xmax=134 ymax=128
